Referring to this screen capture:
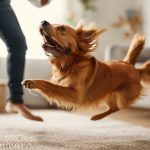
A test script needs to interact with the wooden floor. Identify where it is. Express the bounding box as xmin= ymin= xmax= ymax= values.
xmin=110 ymin=108 xmax=150 ymax=128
